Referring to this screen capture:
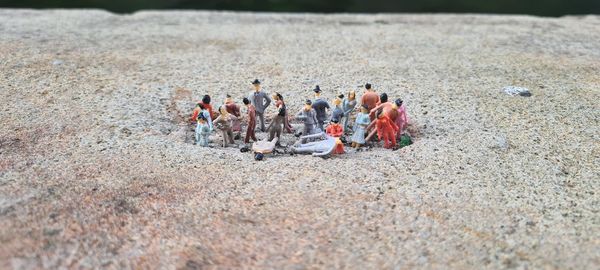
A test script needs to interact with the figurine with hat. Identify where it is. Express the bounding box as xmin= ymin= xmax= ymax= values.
xmin=295 ymin=99 xmax=321 ymax=138
xmin=248 ymin=79 xmax=271 ymax=132
xmin=311 ymin=85 xmax=330 ymax=131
